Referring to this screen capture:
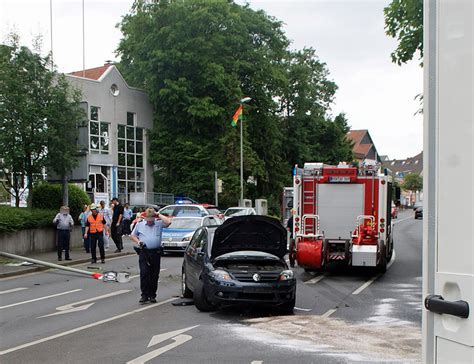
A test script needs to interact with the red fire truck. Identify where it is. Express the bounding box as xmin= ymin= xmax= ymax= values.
xmin=290 ymin=160 xmax=395 ymax=273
